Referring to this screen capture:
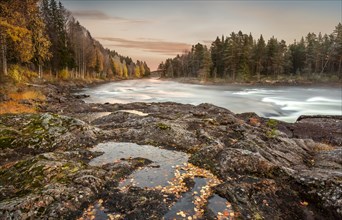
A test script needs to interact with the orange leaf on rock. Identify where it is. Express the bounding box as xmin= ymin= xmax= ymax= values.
xmin=300 ymin=201 xmax=309 ymax=206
